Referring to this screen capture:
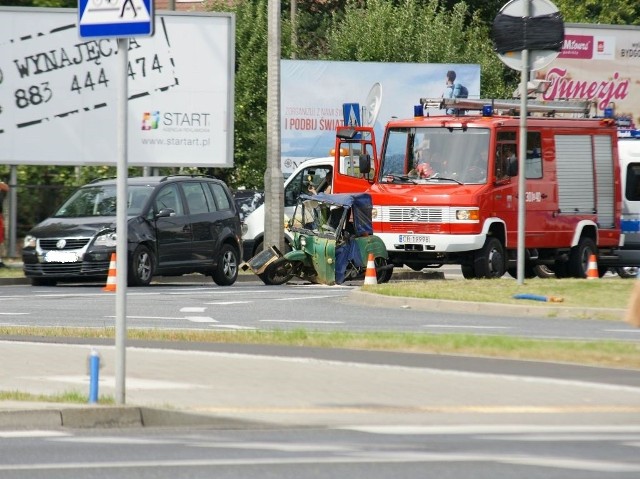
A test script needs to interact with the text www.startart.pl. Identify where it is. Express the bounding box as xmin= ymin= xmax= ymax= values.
xmin=141 ymin=137 xmax=211 ymax=147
